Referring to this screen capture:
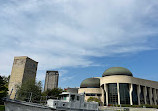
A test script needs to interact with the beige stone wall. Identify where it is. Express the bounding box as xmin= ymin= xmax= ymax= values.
xmin=100 ymin=75 xmax=158 ymax=89
xmin=8 ymin=56 xmax=38 ymax=99
xmin=78 ymin=88 xmax=102 ymax=101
